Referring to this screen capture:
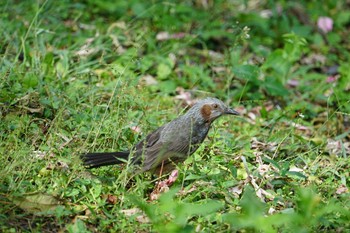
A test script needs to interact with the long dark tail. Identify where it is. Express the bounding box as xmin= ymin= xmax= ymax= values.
xmin=80 ymin=151 xmax=130 ymax=168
